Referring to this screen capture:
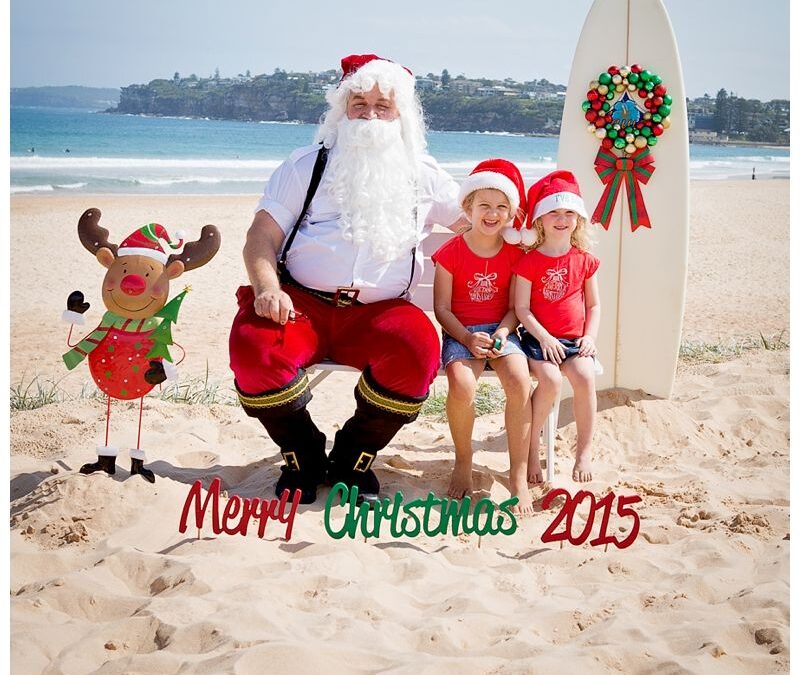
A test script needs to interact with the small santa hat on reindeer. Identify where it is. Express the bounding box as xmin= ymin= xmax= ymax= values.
xmin=117 ymin=223 xmax=185 ymax=264
xmin=457 ymin=159 xmax=528 ymax=245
